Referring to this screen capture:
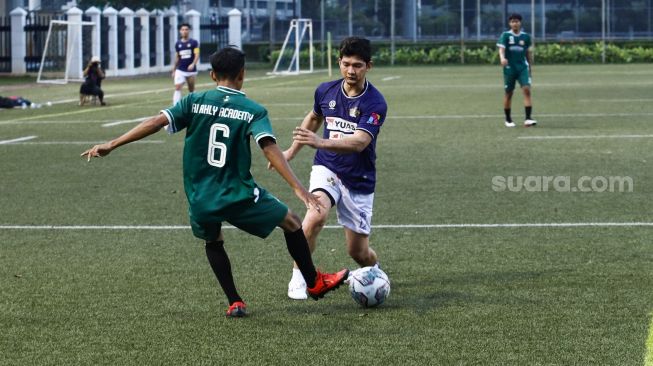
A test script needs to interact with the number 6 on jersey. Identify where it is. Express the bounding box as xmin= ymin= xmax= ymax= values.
xmin=207 ymin=123 xmax=230 ymax=167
